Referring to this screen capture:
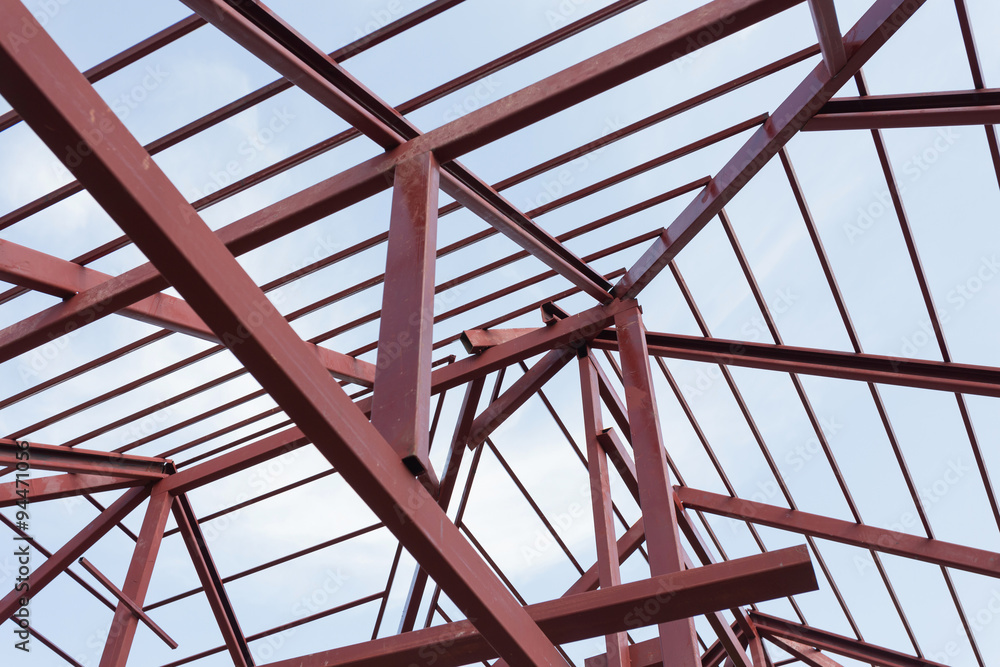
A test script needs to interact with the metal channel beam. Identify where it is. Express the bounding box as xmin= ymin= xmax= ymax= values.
xmin=588 ymin=329 xmax=1000 ymax=399
xmin=675 ymin=486 xmax=1000 ymax=578
xmin=0 ymin=439 xmax=168 ymax=479
xmin=750 ymin=612 xmax=947 ymax=667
